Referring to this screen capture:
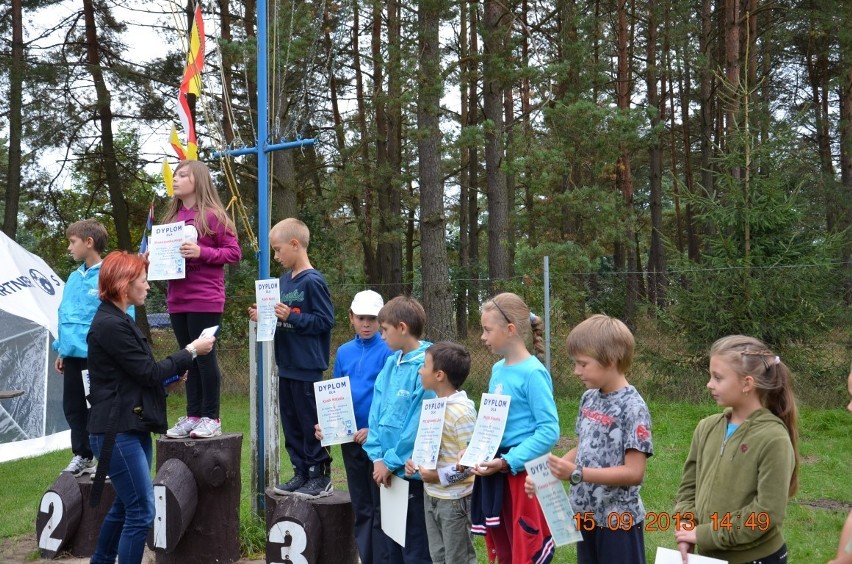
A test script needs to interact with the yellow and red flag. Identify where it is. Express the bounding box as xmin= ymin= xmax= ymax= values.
xmin=170 ymin=125 xmax=187 ymax=161
xmin=176 ymin=5 xmax=205 ymax=160
xmin=162 ymin=160 xmax=174 ymax=197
